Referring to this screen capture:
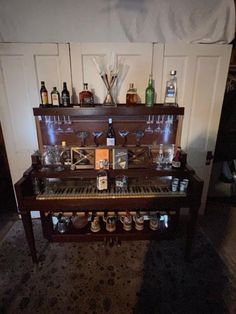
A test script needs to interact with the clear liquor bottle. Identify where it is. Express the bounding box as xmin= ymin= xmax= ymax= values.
xmin=126 ymin=83 xmax=138 ymax=105
xmin=164 ymin=70 xmax=177 ymax=106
